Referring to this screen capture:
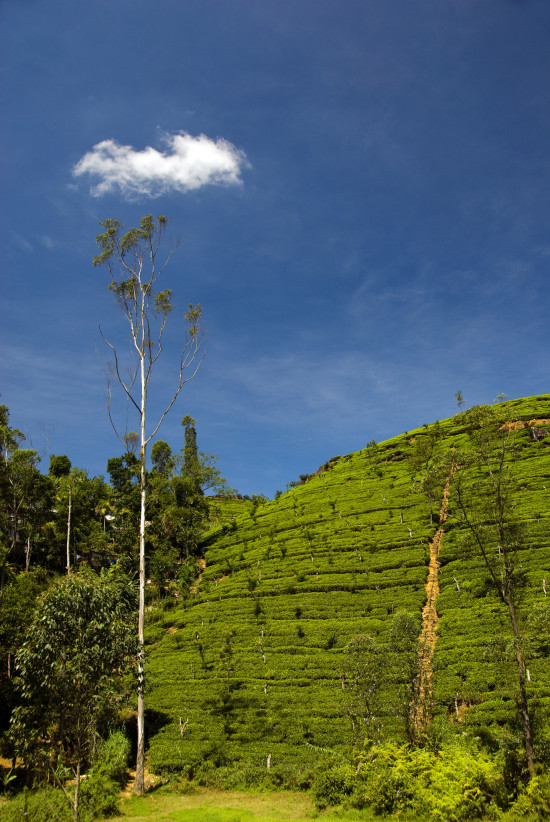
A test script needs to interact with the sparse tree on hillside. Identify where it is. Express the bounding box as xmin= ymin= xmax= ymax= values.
xmin=409 ymin=430 xmax=447 ymax=525
xmin=389 ymin=610 xmax=421 ymax=743
xmin=454 ymin=404 xmax=535 ymax=777
xmin=93 ymin=214 xmax=203 ymax=794
xmin=343 ymin=634 xmax=386 ymax=743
